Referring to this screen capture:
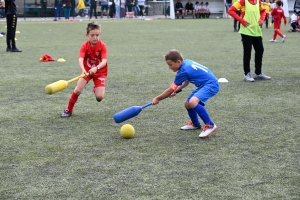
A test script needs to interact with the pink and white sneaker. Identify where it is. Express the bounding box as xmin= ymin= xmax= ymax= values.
xmin=199 ymin=123 xmax=217 ymax=138
xmin=180 ymin=121 xmax=201 ymax=130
